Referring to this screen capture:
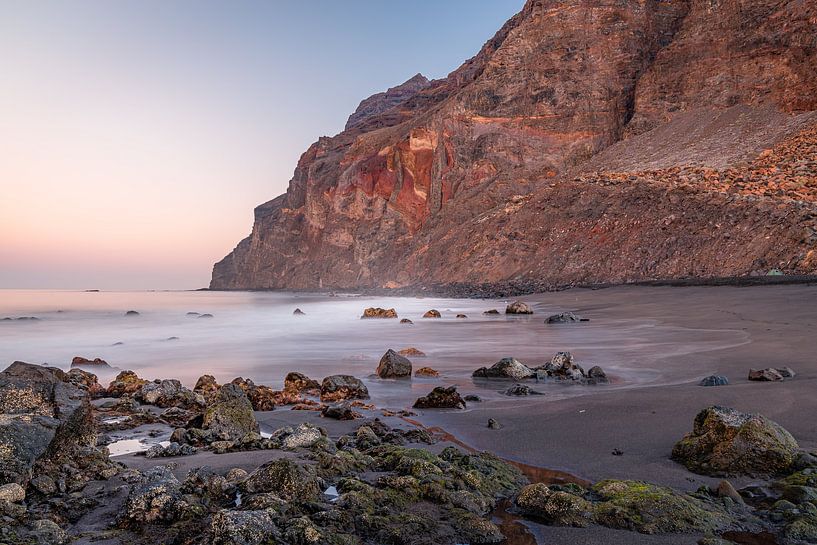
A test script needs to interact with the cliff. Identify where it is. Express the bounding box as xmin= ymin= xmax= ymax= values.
xmin=211 ymin=0 xmax=817 ymax=290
